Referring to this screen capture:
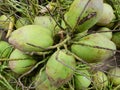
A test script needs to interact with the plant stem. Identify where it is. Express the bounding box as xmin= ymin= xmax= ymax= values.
xmin=0 ymin=74 xmax=14 ymax=90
